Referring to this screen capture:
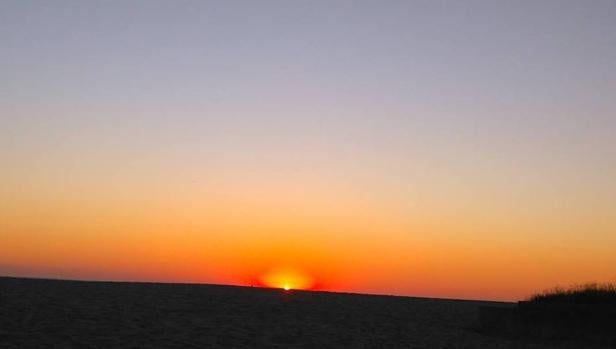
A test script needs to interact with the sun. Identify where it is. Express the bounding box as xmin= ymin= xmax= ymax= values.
xmin=258 ymin=267 xmax=314 ymax=290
